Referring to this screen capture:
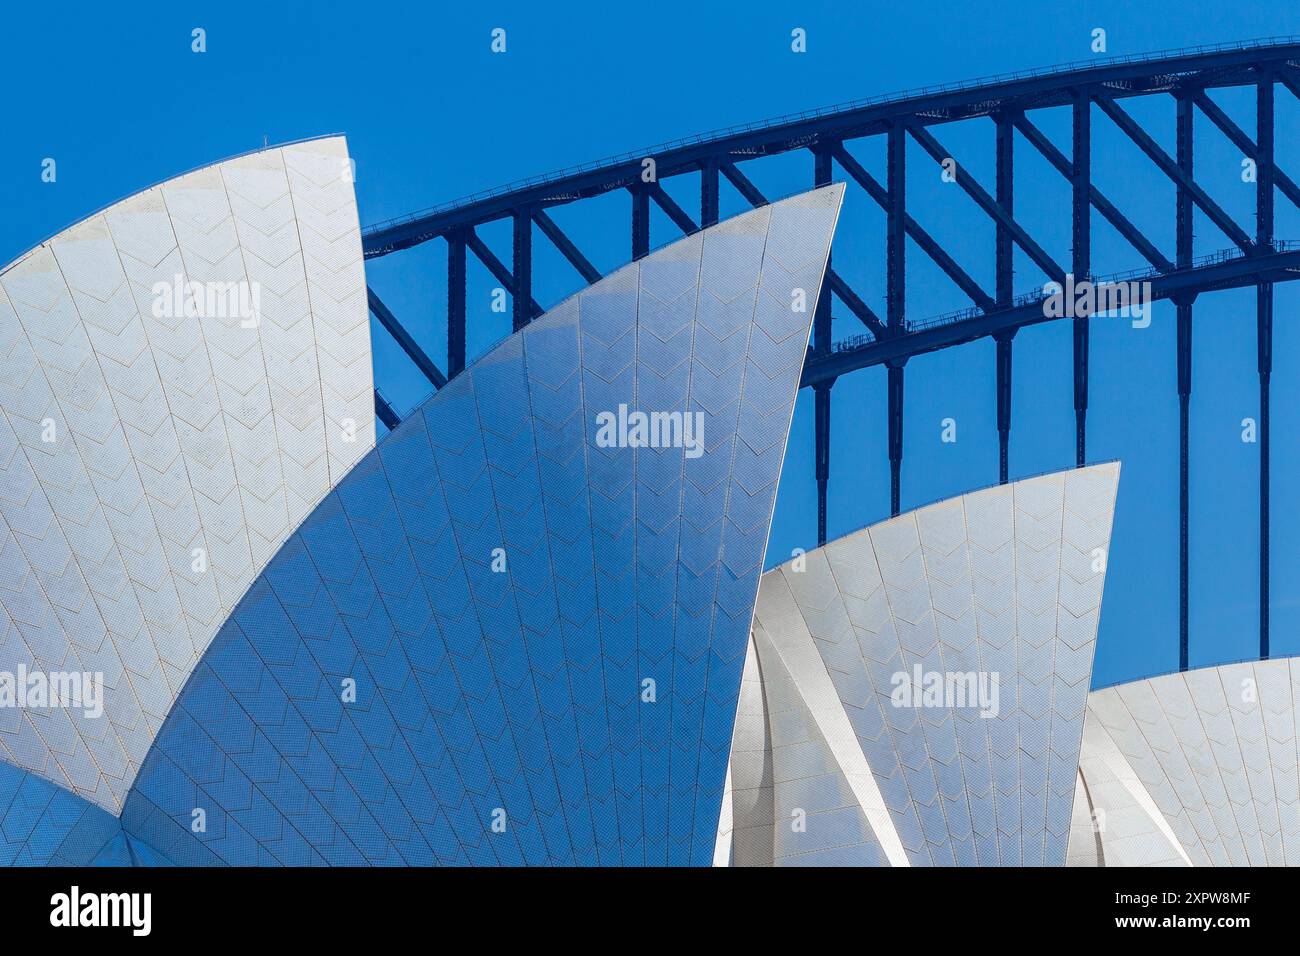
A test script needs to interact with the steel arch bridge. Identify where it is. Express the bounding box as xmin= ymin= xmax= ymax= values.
xmin=359 ymin=36 xmax=1300 ymax=679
